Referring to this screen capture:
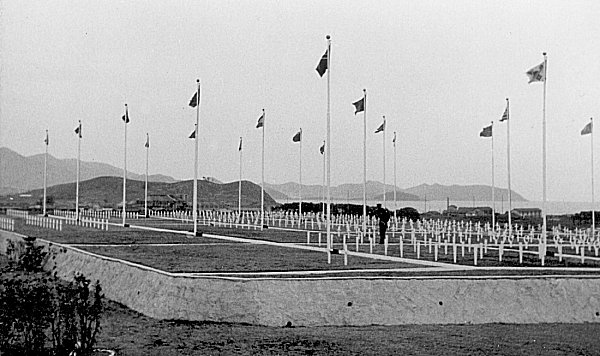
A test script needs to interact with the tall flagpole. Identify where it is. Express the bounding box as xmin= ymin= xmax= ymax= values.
xmin=506 ymin=98 xmax=512 ymax=235
xmin=43 ymin=130 xmax=48 ymax=216
xmin=322 ymin=141 xmax=326 ymax=215
xmin=299 ymin=128 xmax=303 ymax=222
xmin=591 ymin=118 xmax=595 ymax=237
xmin=76 ymin=121 xmax=81 ymax=221
xmin=239 ymin=137 xmax=242 ymax=218
xmin=326 ymin=35 xmax=332 ymax=250
xmin=541 ymin=52 xmax=548 ymax=250
xmin=393 ymin=131 xmax=397 ymax=223
xmin=382 ymin=116 xmax=386 ymax=209
xmin=261 ymin=109 xmax=265 ymax=229
xmin=122 ymin=104 xmax=127 ymax=226
xmin=491 ymin=121 xmax=496 ymax=233
xmin=362 ymin=89 xmax=367 ymax=235
xmin=193 ymin=80 xmax=201 ymax=236
xmin=145 ymin=133 xmax=149 ymax=218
